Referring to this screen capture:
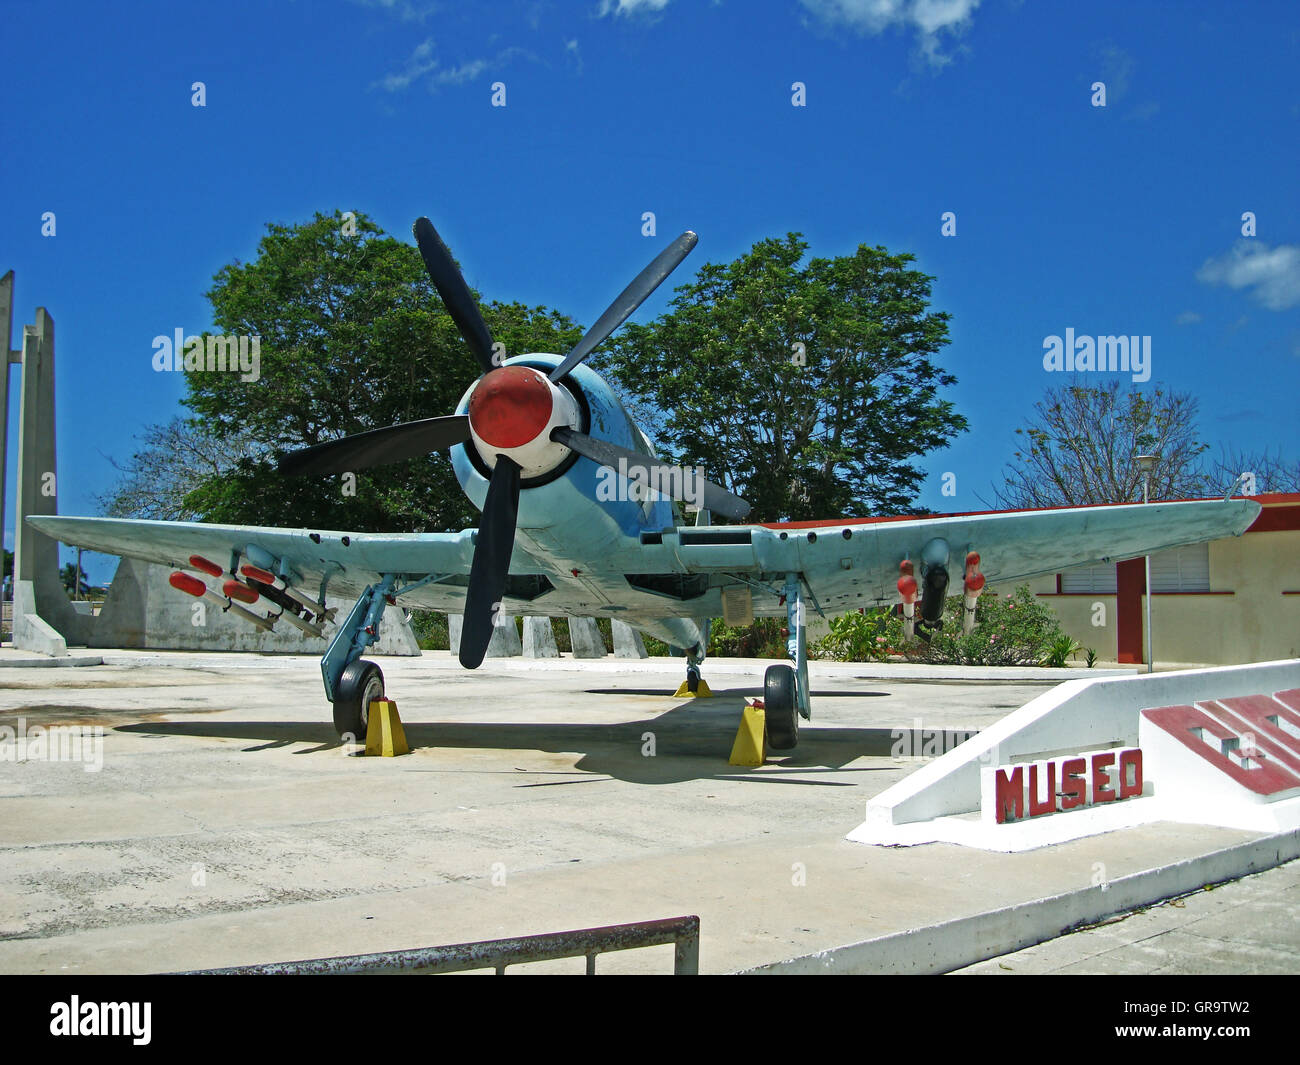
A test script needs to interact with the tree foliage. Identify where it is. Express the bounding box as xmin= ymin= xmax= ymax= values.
xmin=98 ymin=417 xmax=263 ymax=521
xmin=593 ymin=234 xmax=966 ymax=521
xmin=60 ymin=561 xmax=89 ymax=596
xmin=105 ymin=211 xmax=583 ymax=532
xmin=993 ymin=380 xmax=1299 ymax=507
xmin=993 ymin=381 xmax=1212 ymax=507
xmin=1202 ymin=445 xmax=1300 ymax=495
